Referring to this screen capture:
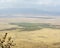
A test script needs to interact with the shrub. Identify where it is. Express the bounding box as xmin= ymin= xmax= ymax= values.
xmin=0 ymin=33 xmax=16 ymax=48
